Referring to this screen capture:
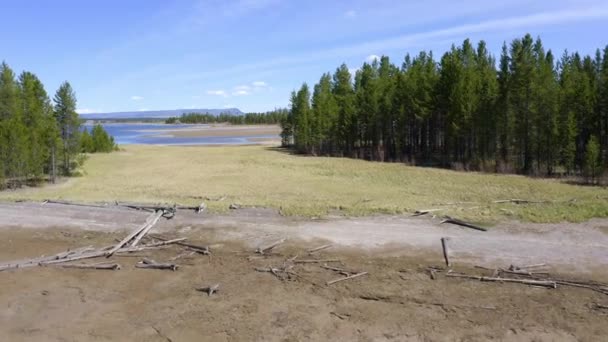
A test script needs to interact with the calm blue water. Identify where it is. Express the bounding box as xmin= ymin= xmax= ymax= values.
xmin=84 ymin=123 xmax=278 ymax=145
